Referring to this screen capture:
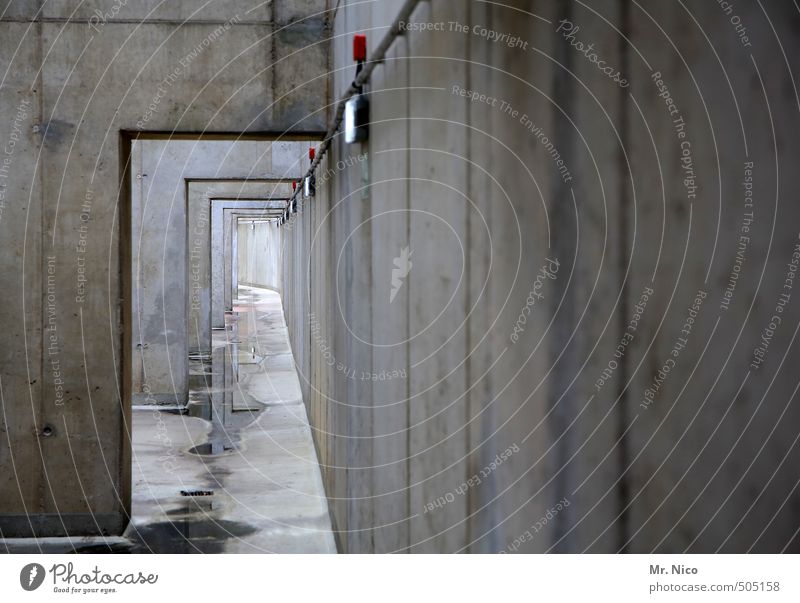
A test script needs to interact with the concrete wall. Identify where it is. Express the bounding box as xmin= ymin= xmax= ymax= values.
xmin=0 ymin=0 xmax=327 ymax=537
xmin=238 ymin=221 xmax=282 ymax=291
xmin=280 ymin=0 xmax=800 ymax=553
